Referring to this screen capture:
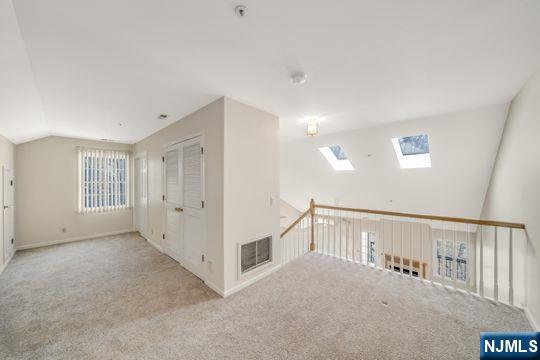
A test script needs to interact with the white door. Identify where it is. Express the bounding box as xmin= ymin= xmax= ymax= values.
xmin=3 ymin=167 xmax=14 ymax=263
xmin=163 ymin=136 xmax=205 ymax=279
xmin=163 ymin=144 xmax=183 ymax=262
xmin=134 ymin=157 xmax=148 ymax=238
xmin=180 ymin=137 xmax=205 ymax=279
